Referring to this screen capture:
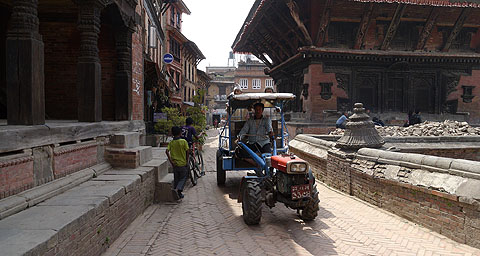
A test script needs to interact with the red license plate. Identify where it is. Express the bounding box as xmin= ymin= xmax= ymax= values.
xmin=291 ymin=184 xmax=311 ymax=200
